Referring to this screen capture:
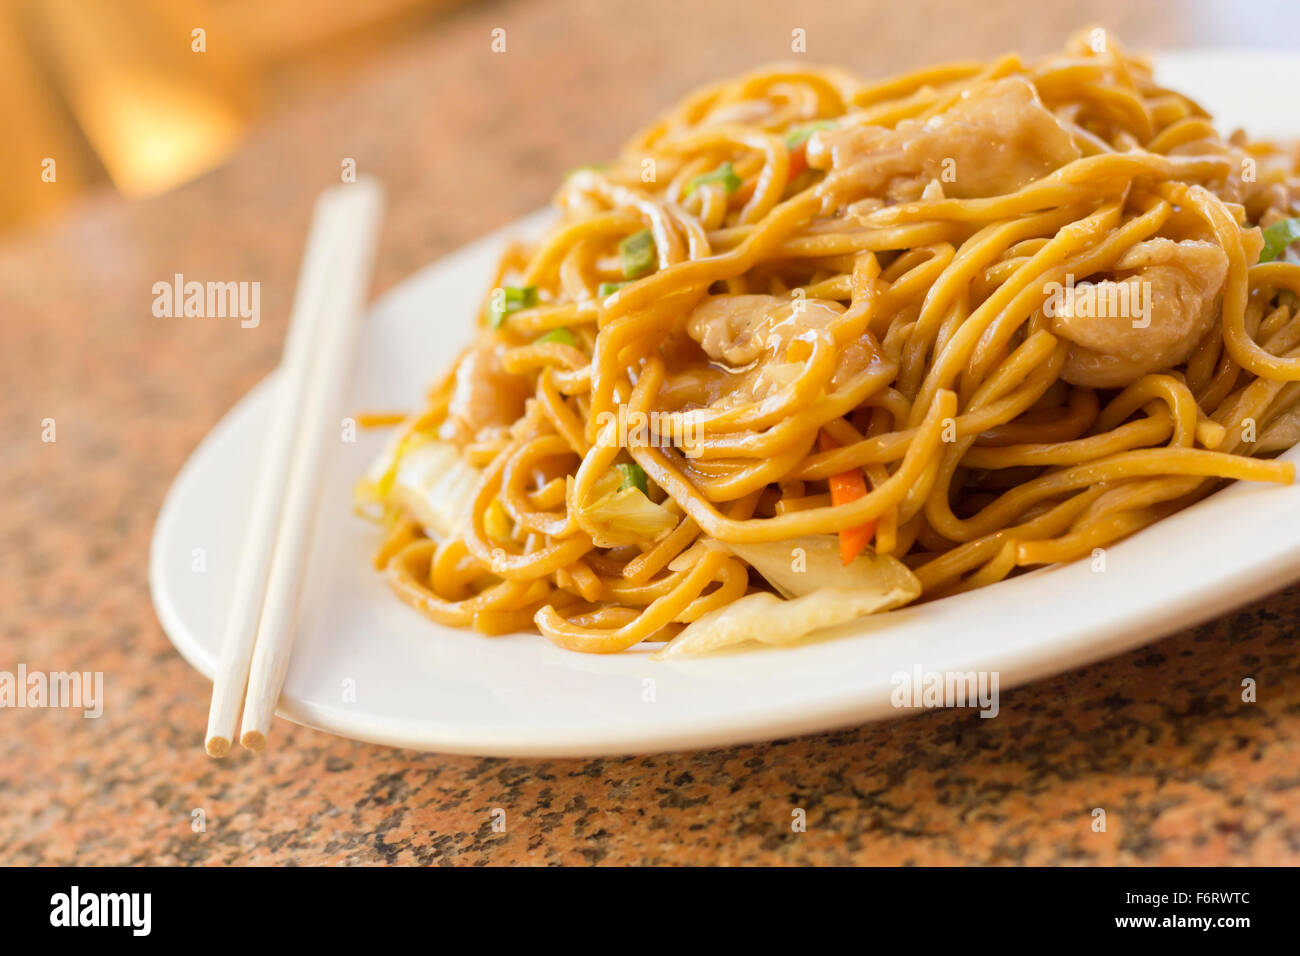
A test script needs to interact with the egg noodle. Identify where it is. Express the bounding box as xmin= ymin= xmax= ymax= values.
xmin=358 ymin=29 xmax=1300 ymax=655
